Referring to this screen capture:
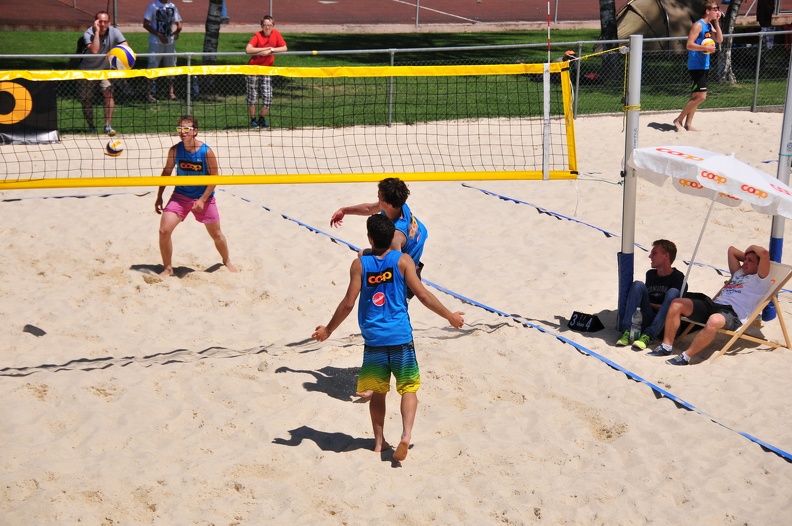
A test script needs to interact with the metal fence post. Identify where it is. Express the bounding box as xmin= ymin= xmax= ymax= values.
xmin=753 ymin=33 xmax=763 ymax=112
xmin=388 ymin=50 xmax=395 ymax=127
xmin=186 ymin=54 xmax=192 ymax=114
